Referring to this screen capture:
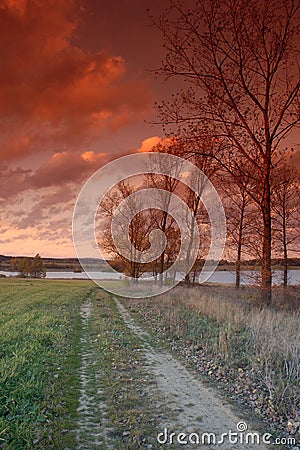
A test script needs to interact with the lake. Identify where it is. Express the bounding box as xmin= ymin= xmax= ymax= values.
xmin=1 ymin=269 xmax=299 ymax=286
